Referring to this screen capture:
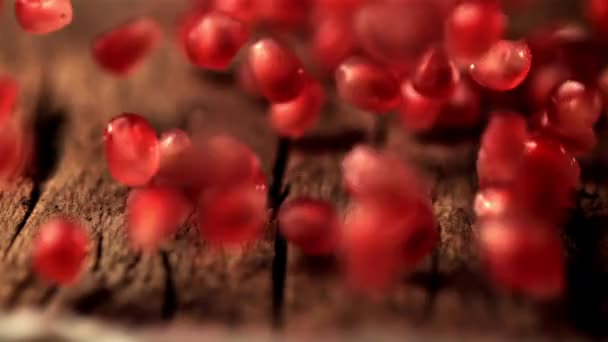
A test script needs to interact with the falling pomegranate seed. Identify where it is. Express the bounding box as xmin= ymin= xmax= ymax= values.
xmin=127 ymin=186 xmax=192 ymax=252
xmin=412 ymin=46 xmax=460 ymax=99
xmin=335 ymin=57 xmax=401 ymax=113
xmin=525 ymin=63 xmax=571 ymax=109
xmin=269 ymin=80 xmax=325 ymax=138
xmin=311 ymin=13 xmax=356 ymax=73
xmin=469 ymin=40 xmax=532 ymax=91
xmin=15 ymin=0 xmax=73 ymax=34
xmin=586 ymin=0 xmax=608 ymax=37
xmin=278 ymin=198 xmax=341 ymax=255
xmin=175 ymin=8 xmax=207 ymax=55
xmin=237 ymin=60 xmax=261 ymax=96
xmin=478 ymin=218 xmax=564 ymax=299
xmin=474 ymin=187 xmax=514 ymax=219
xmin=185 ymin=11 xmax=250 ymax=71
xmin=155 ymin=128 xmax=193 ymax=185
xmin=398 ymin=80 xmax=443 ymax=133
xmin=0 ymin=119 xmax=32 ymax=183
xmin=93 ymin=18 xmax=162 ymax=76
xmin=103 ymin=113 xmax=160 ymax=187
xmin=248 ymin=38 xmax=307 ymax=102
xmin=548 ymin=80 xmax=602 ymax=129
xmin=32 ymin=218 xmax=89 ymax=285
xmin=477 ymin=112 xmax=528 ymax=187
xmin=258 ymin=0 xmax=310 ymax=29
xmin=0 ymin=76 xmax=19 ymax=124
xmin=198 ymin=185 xmax=267 ymax=245
xmin=445 ymin=1 xmax=506 ymax=64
